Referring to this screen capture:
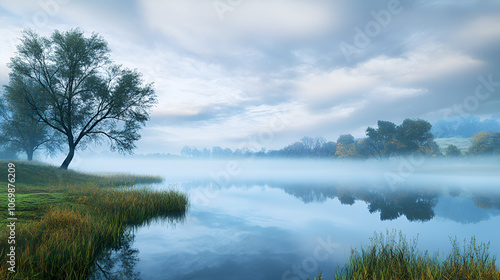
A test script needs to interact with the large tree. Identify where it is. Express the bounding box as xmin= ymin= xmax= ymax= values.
xmin=366 ymin=119 xmax=439 ymax=157
xmin=8 ymin=29 xmax=156 ymax=169
xmin=366 ymin=120 xmax=398 ymax=157
xmin=396 ymin=119 xmax=437 ymax=155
